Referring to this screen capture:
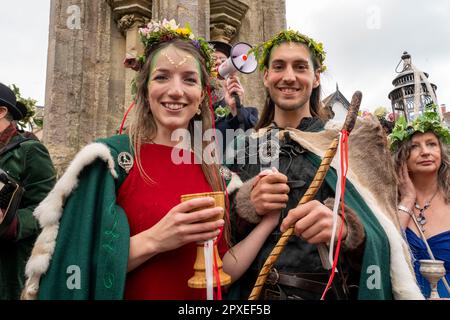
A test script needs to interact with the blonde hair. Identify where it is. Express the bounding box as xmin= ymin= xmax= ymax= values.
xmin=394 ymin=131 xmax=450 ymax=203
